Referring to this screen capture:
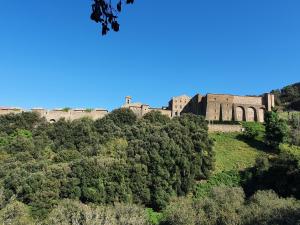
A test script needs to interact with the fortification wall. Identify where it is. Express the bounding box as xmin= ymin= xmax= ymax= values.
xmin=0 ymin=108 xmax=23 ymax=115
xmin=0 ymin=108 xmax=108 ymax=122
